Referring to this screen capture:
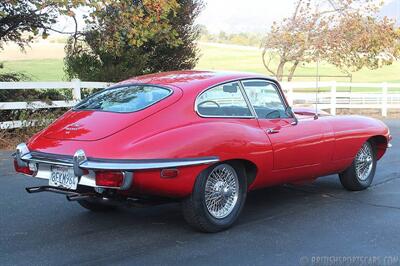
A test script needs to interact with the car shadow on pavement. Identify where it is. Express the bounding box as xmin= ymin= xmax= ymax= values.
xmin=60 ymin=175 xmax=346 ymax=234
